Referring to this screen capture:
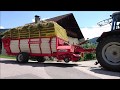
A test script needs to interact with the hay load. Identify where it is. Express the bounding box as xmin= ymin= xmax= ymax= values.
xmin=2 ymin=20 xmax=68 ymax=41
